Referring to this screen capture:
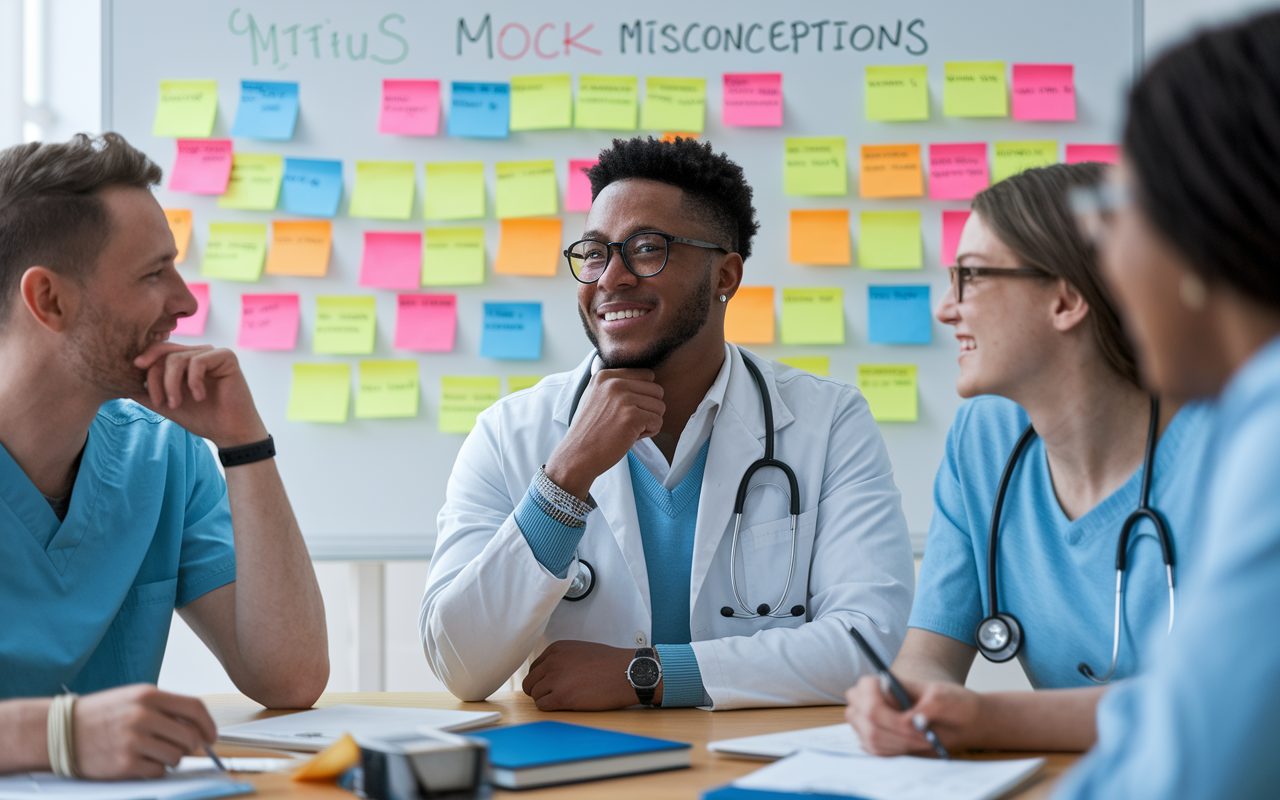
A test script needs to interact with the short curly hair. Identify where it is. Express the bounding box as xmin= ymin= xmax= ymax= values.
xmin=587 ymin=137 xmax=760 ymax=261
